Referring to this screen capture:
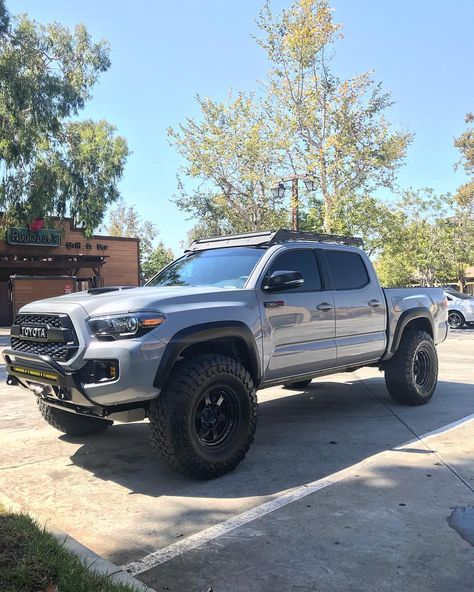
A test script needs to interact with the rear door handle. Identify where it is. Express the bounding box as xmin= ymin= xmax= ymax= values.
xmin=368 ymin=299 xmax=382 ymax=308
xmin=316 ymin=302 xmax=333 ymax=311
